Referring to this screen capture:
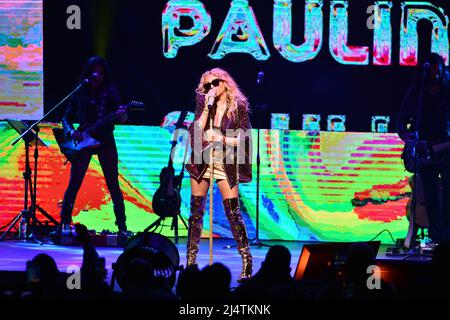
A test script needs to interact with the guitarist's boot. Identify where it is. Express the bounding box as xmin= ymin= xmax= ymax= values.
xmin=60 ymin=201 xmax=74 ymax=228
xmin=186 ymin=195 xmax=206 ymax=267
xmin=52 ymin=201 xmax=74 ymax=245
xmin=114 ymin=202 xmax=127 ymax=232
xmin=114 ymin=202 xmax=131 ymax=245
xmin=223 ymin=198 xmax=252 ymax=282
